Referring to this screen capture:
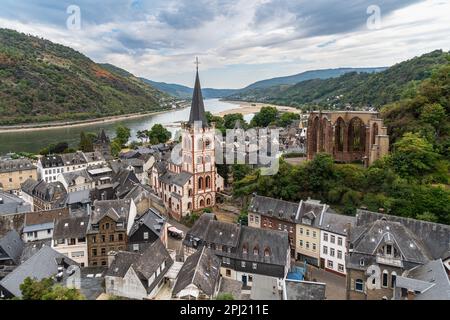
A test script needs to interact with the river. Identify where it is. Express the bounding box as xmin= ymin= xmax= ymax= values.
xmin=0 ymin=99 xmax=254 ymax=155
